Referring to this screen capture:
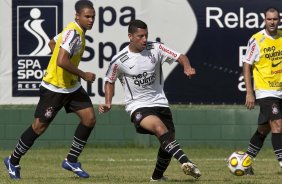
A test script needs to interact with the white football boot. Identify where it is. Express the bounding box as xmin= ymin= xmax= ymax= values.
xmin=181 ymin=162 xmax=201 ymax=179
